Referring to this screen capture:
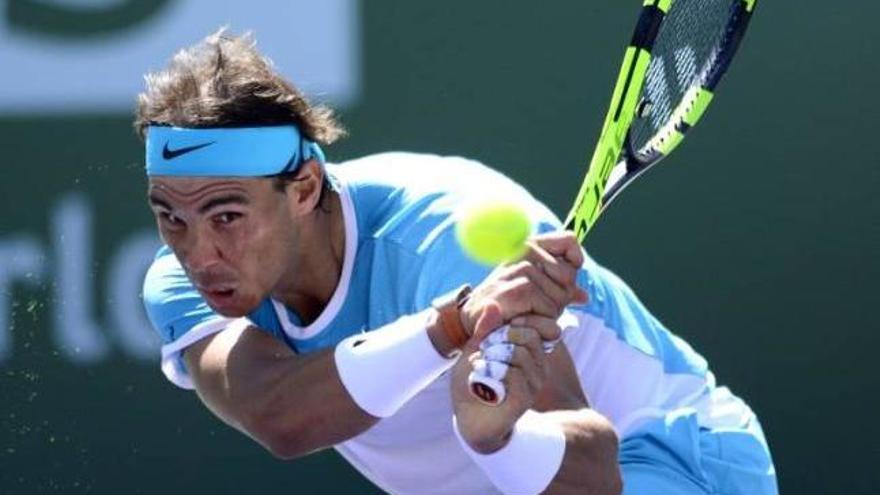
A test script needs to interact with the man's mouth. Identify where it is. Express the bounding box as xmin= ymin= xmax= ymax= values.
xmin=208 ymin=288 xmax=234 ymax=297
xmin=197 ymin=285 xmax=237 ymax=305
